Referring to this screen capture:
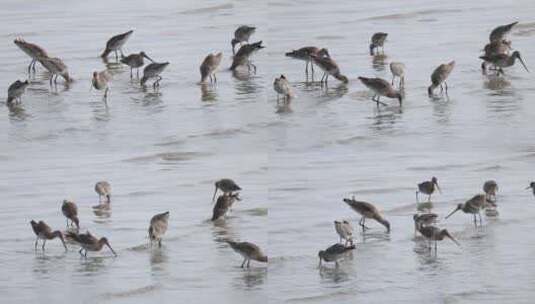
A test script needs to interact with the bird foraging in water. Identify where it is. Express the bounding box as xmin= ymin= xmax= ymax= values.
xmin=200 ymin=52 xmax=223 ymax=83
xmin=427 ymin=61 xmax=455 ymax=97
xmin=38 ymin=56 xmax=71 ymax=85
xmin=91 ymin=70 xmax=112 ymax=99
xmin=483 ymin=180 xmax=498 ymax=203
xmin=416 ymin=177 xmax=441 ymax=203
xmin=212 ymin=178 xmax=241 ymax=201
xmin=310 ymin=53 xmax=348 ymax=84
xmin=413 ymin=213 xmax=438 ymax=236
xmin=67 ymin=231 xmax=117 ymax=257
xmin=148 ymin=211 xmax=169 ymax=247
xmin=231 ymin=25 xmax=256 ymax=55
xmin=95 ymin=181 xmax=111 ymax=205
xmin=417 ymin=225 xmax=460 ymax=255
xmin=481 ymin=40 xmax=512 ymax=72
xmin=30 ymin=220 xmax=67 ymax=251
xmin=358 ymin=76 xmax=402 ymax=107
xmin=226 ymin=240 xmax=267 ymax=268
xmin=141 ymin=62 xmax=169 ymax=89
xmin=489 ymin=21 xmax=518 ymax=43
xmin=61 ymin=200 xmax=80 ymax=230
xmin=389 ymin=62 xmax=405 ymax=88
xmin=212 ymin=193 xmax=241 ymax=221
xmin=369 ymin=32 xmax=388 ymax=55
xmin=479 ymin=51 xmax=529 ymax=76
xmin=6 ymin=80 xmax=29 ymax=106
xmin=120 ymin=52 xmax=153 ymax=78
xmin=100 ymin=30 xmax=134 ymax=61
xmin=273 ymin=74 xmax=293 ymax=102
xmin=285 ymin=46 xmax=329 ymax=78
xmin=445 ymin=194 xmax=486 ymax=227
xmin=230 ymin=41 xmax=264 ymax=73
xmin=318 ymin=243 xmax=355 ymax=267
xmin=13 ymin=38 xmax=49 ymax=74
xmin=334 ymin=220 xmax=354 ymax=246
xmin=343 ymin=197 xmax=390 ymax=232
